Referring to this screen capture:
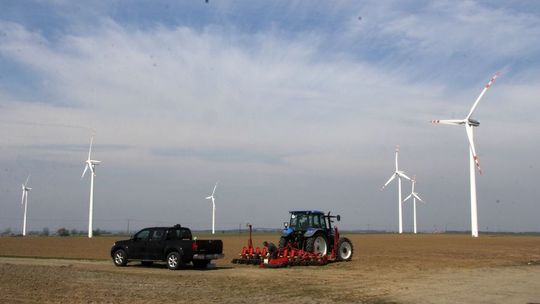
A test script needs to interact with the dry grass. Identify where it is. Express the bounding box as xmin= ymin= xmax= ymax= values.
xmin=1 ymin=233 xmax=539 ymax=303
